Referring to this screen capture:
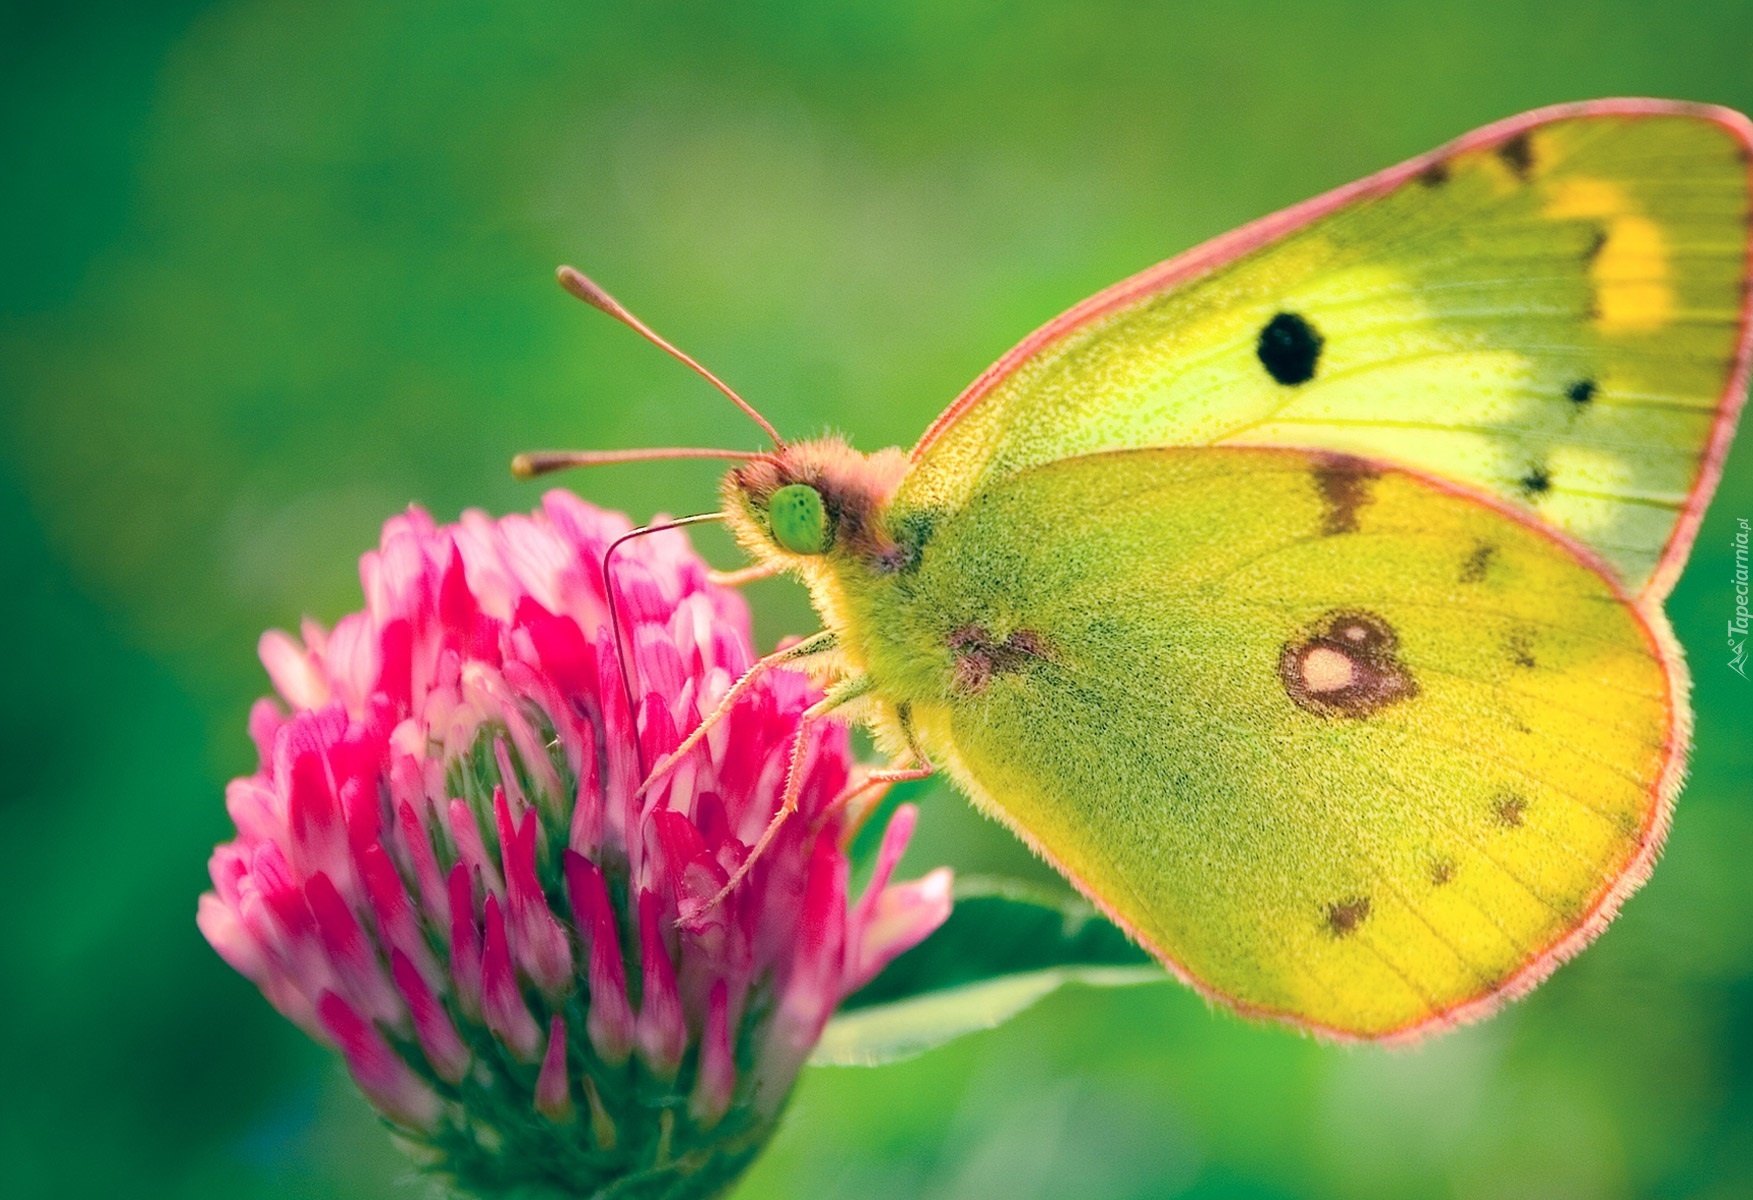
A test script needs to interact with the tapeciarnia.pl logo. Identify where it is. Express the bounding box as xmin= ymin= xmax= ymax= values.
xmin=1731 ymin=517 xmax=1750 ymax=678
